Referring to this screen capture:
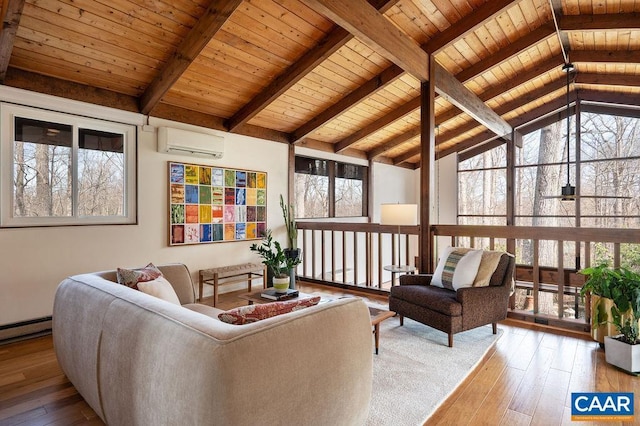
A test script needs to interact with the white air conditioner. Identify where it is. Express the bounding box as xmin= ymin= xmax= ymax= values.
xmin=157 ymin=127 xmax=224 ymax=159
